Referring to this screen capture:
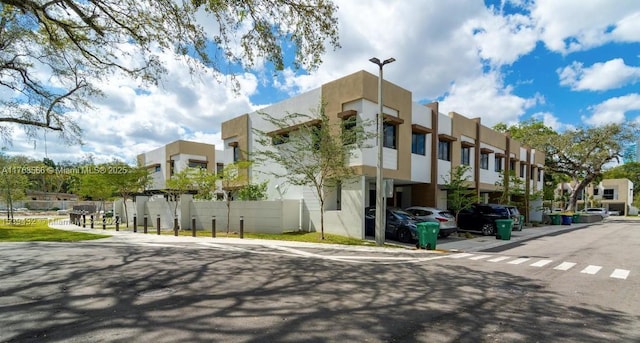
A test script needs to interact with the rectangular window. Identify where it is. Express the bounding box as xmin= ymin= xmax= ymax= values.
xmin=603 ymin=189 xmax=614 ymax=200
xmin=154 ymin=165 xmax=161 ymax=173
xmin=233 ymin=146 xmax=240 ymax=162
xmin=594 ymin=188 xmax=599 ymax=196
xmin=538 ymin=169 xmax=542 ymax=181
xmin=383 ymin=123 xmax=397 ymax=149
xmin=170 ymin=160 xmax=175 ymax=176
xmin=438 ymin=141 xmax=450 ymax=161
xmin=520 ymin=164 xmax=525 ymax=178
xmin=342 ymin=117 xmax=357 ymax=145
xmin=461 ymin=147 xmax=471 ymax=165
xmin=494 ymin=156 xmax=502 ymax=172
xmin=216 ymin=163 xmax=224 ymax=174
xmin=411 ymin=133 xmax=426 ymax=155
xmin=510 ymin=159 xmax=516 ymax=172
xmin=480 ymin=153 xmax=489 ymax=170
xmin=272 ymin=133 xmax=289 ymax=145
xmin=188 ymin=161 xmax=207 ymax=169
